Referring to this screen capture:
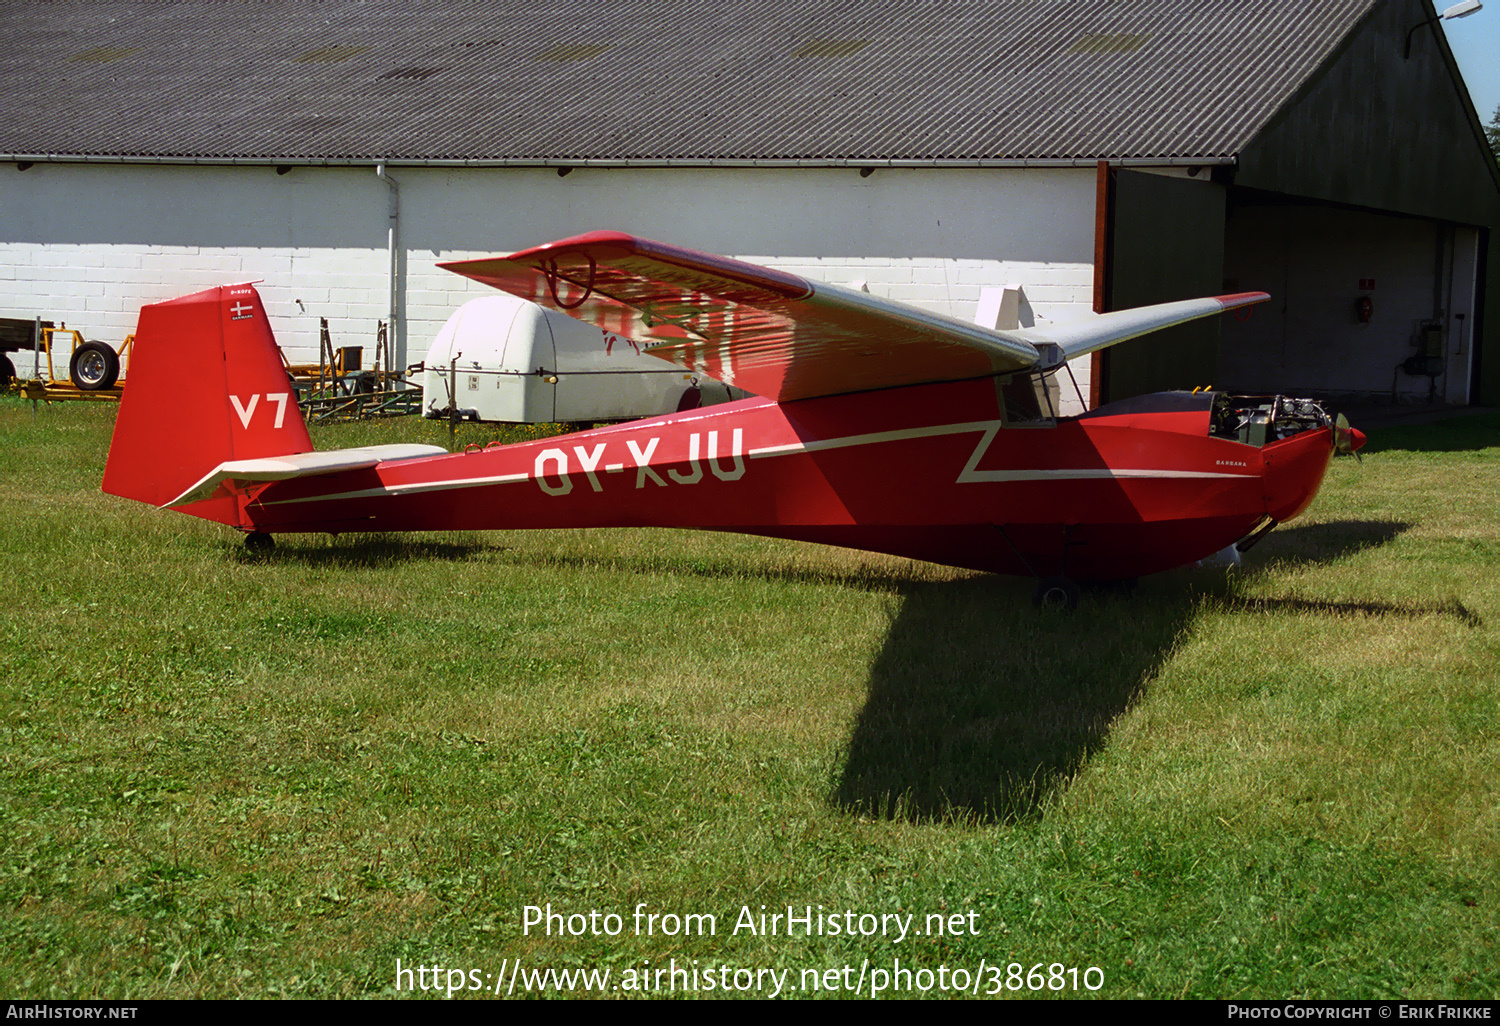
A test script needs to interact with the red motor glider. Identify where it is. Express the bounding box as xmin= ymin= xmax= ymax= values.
xmin=101 ymin=232 xmax=1364 ymax=606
